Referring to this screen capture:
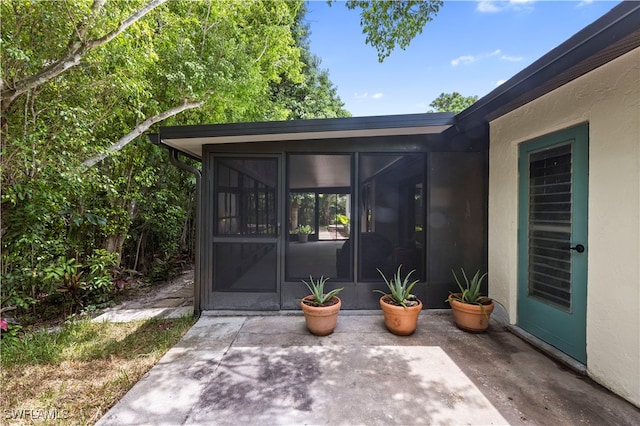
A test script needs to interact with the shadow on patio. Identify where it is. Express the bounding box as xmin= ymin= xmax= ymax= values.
xmin=98 ymin=312 xmax=640 ymax=425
